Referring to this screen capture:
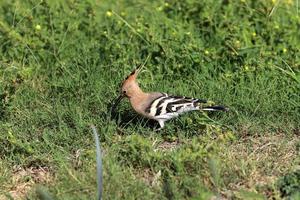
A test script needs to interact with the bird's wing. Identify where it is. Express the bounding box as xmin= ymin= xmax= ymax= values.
xmin=145 ymin=94 xmax=207 ymax=120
